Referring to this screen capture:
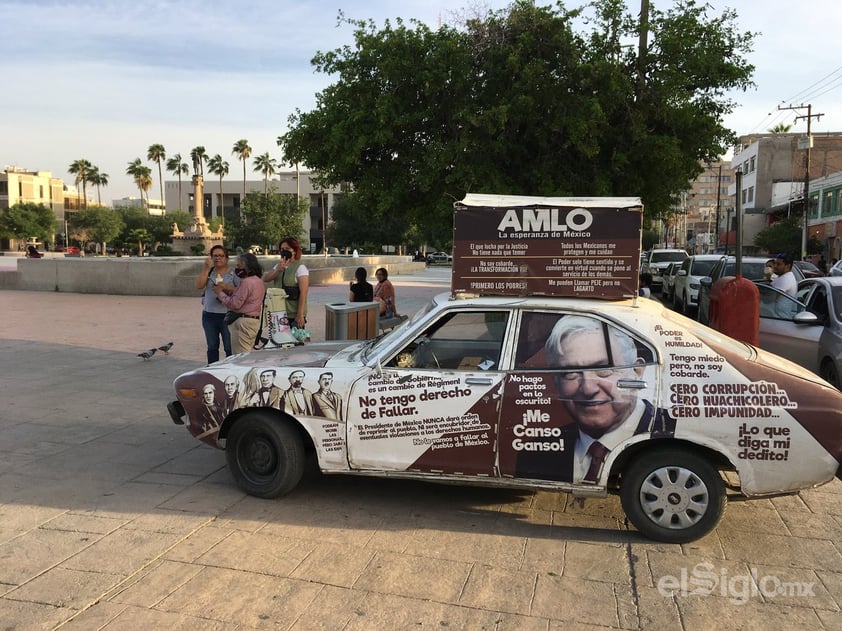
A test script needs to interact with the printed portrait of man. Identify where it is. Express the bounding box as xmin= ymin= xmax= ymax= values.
xmin=515 ymin=314 xmax=674 ymax=483
xmin=280 ymin=370 xmax=315 ymax=415
xmin=200 ymin=383 xmax=224 ymax=430
xmin=221 ymin=375 xmax=243 ymax=417
xmin=312 ymin=371 xmax=344 ymax=420
xmin=250 ymin=369 xmax=282 ymax=408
